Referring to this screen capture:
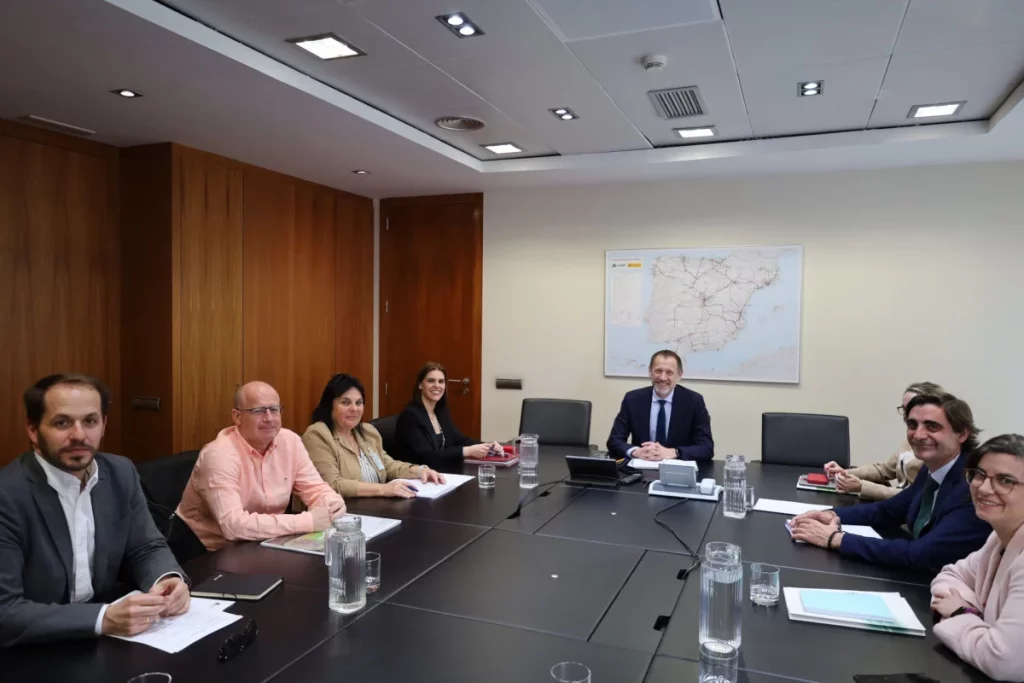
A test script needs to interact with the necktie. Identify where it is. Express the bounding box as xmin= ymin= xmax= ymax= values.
xmin=656 ymin=399 xmax=667 ymax=444
xmin=911 ymin=476 xmax=939 ymax=539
